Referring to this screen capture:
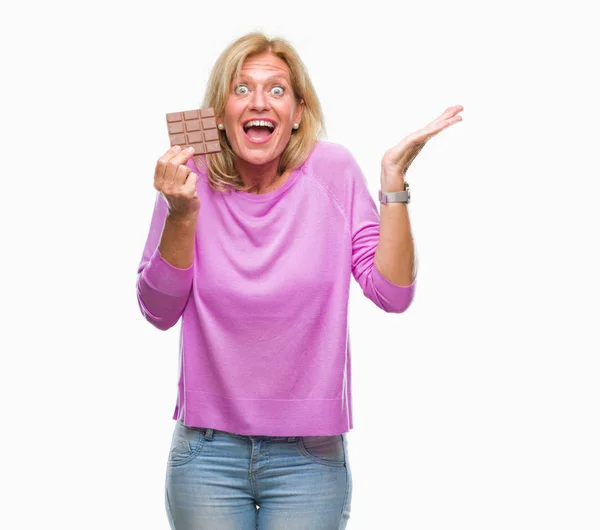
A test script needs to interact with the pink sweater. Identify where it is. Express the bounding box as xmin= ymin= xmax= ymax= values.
xmin=136 ymin=141 xmax=416 ymax=436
